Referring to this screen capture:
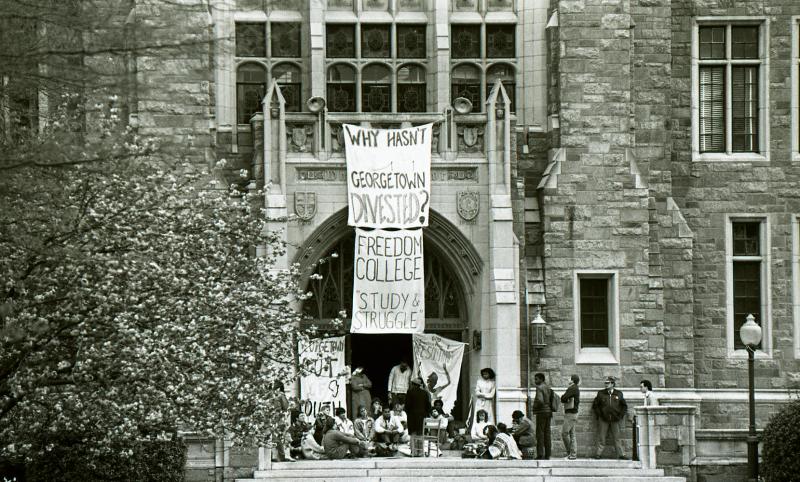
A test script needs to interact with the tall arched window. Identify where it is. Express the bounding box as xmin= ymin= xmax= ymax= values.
xmin=327 ymin=64 xmax=356 ymax=112
xmin=451 ymin=64 xmax=481 ymax=111
xmin=272 ymin=63 xmax=302 ymax=112
xmin=237 ymin=63 xmax=266 ymax=124
xmin=397 ymin=65 xmax=426 ymax=113
xmin=486 ymin=63 xmax=515 ymax=112
xmin=362 ymin=64 xmax=391 ymax=113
